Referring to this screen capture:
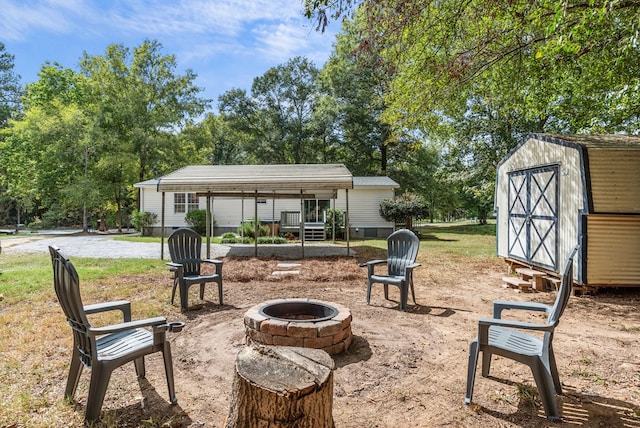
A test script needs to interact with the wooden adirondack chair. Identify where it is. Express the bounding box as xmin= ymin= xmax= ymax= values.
xmin=465 ymin=246 xmax=579 ymax=421
xmin=364 ymin=229 xmax=421 ymax=311
xmin=49 ymin=245 xmax=183 ymax=421
xmin=167 ymin=228 xmax=224 ymax=312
